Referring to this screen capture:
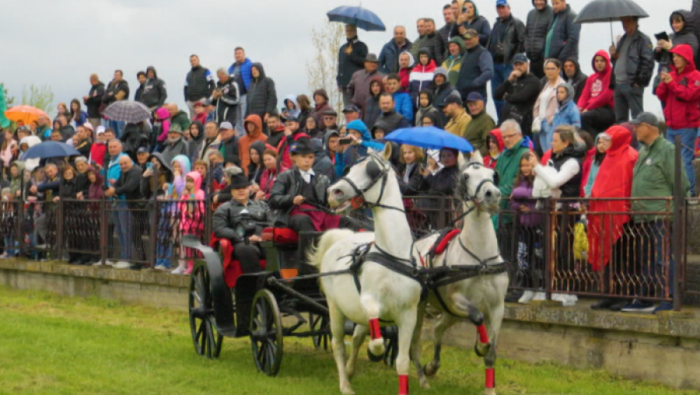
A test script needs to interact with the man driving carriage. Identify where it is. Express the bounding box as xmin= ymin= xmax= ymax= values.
xmin=212 ymin=167 xmax=272 ymax=275
xmin=268 ymin=138 xmax=358 ymax=265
